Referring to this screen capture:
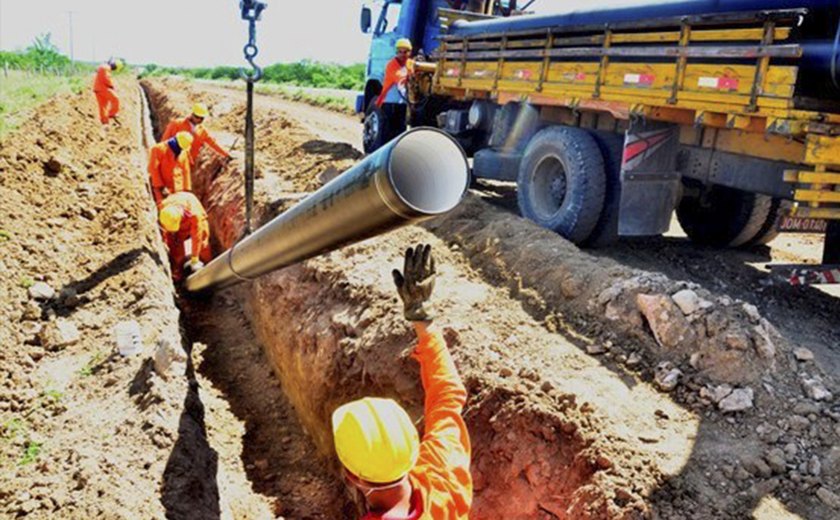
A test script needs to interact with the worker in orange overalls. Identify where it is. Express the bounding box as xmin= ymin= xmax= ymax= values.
xmin=93 ymin=59 xmax=122 ymax=125
xmin=375 ymin=38 xmax=416 ymax=143
xmin=148 ymin=131 xmax=194 ymax=208
xmin=158 ymin=192 xmax=211 ymax=282
xmin=332 ymin=244 xmax=472 ymax=519
xmin=161 ymin=103 xmax=231 ymax=165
